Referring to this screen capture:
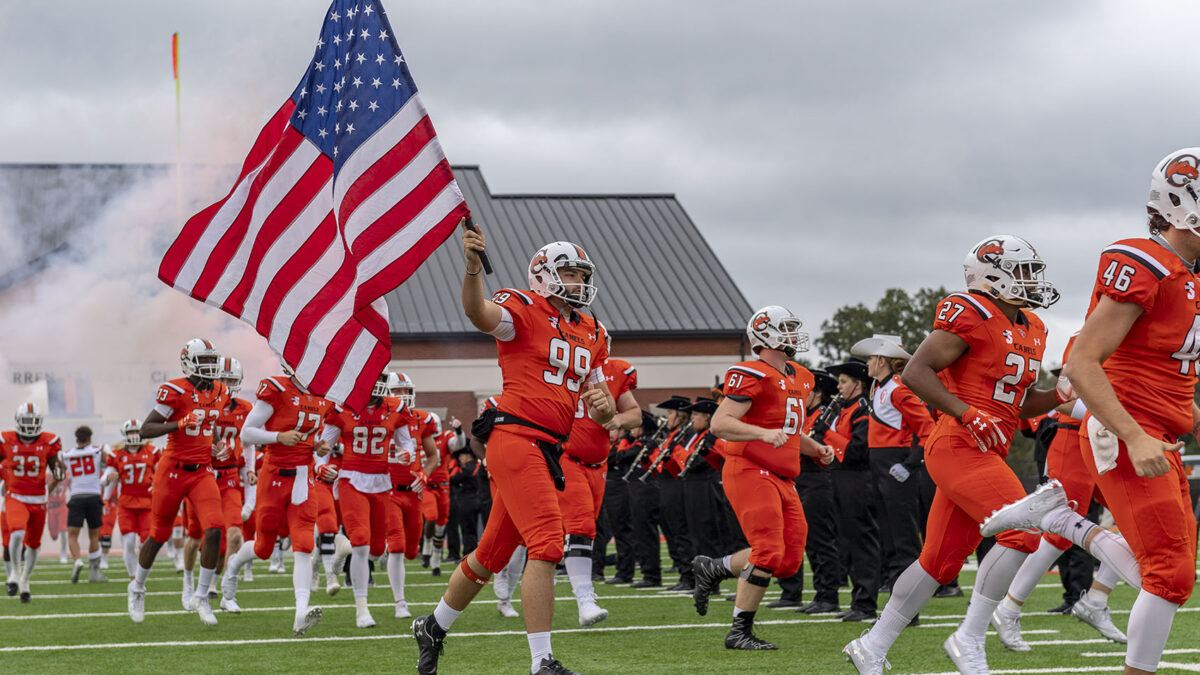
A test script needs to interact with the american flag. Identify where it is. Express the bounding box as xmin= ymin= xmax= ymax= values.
xmin=158 ymin=0 xmax=469 ymax=410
